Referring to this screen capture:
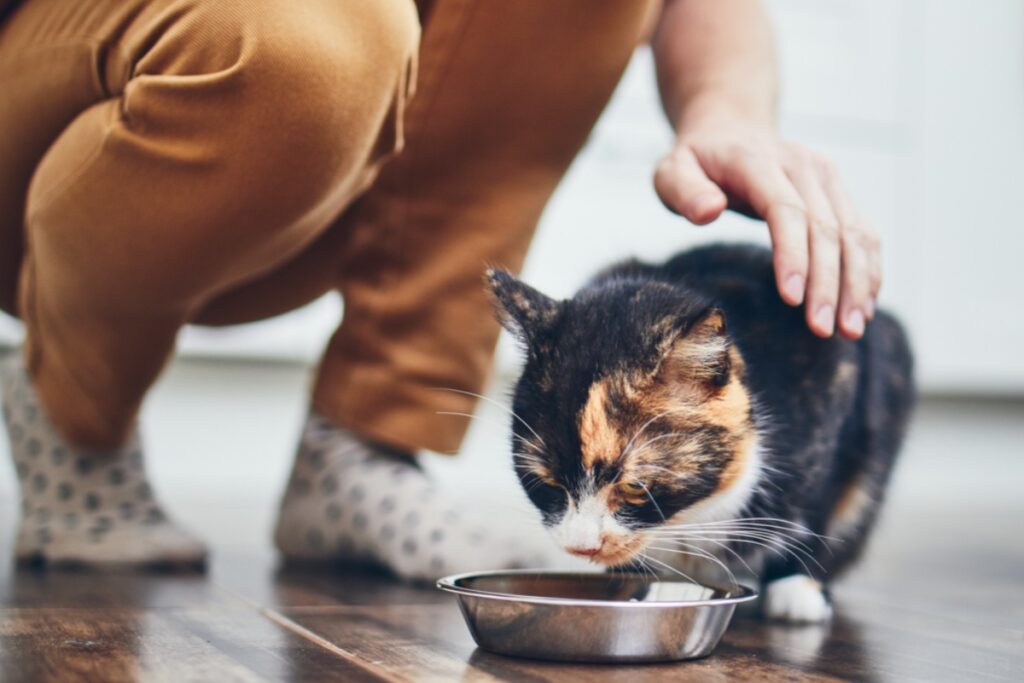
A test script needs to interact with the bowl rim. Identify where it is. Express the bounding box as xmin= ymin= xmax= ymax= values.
xmin=436 ymin=569 xmax=759 ymax=609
